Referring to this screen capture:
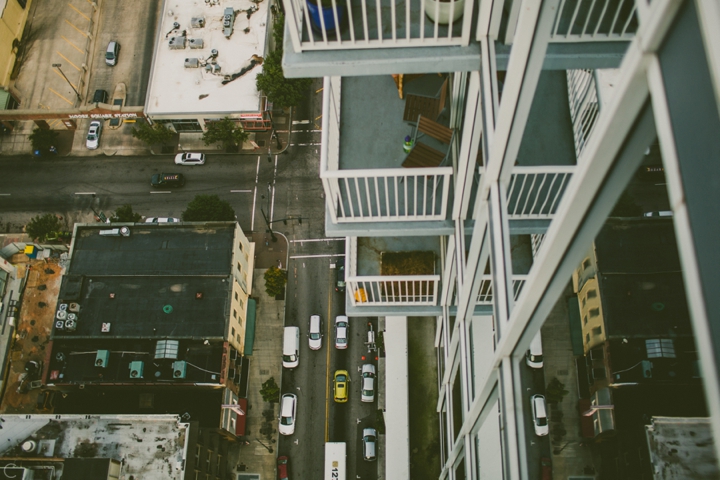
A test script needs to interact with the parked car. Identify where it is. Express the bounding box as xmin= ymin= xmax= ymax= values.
xmin=105 ymin=41 xmax=120 ymax=66
xmin=308 ymin=315 xmax=323 ymax=350
xmin=92 ymin=89 xmax=108 ymax=104
xmin=174 ymin=152 xmax=206 ymax=165
xmin=277 ymin=456 xmax=289 ymax=480
xmin=278 ymin=394 xmax=297 ymax=435
xmin=108 ymin=83 xmax=126 ymax=128
xmin=362 ymin=428 xmax=377 ymax=461
xmin=361 ymin=364 xmax=375 ymax=402
xmin=531 ymin=394 xmax=549 ymax=436
xmin=335 ymin=315 xmax=348 ymax=349
xmin=144 ymin=217 xmax=180 ymax=224
xmin=525 ymin=332 xmax=543 ymax=369
xmin=151 ymin=173 xmax=185 ymax=188
xmin=333 ymin=370 xmax=349 ymax=403
xmin=643 ymin=210 xmax=673 ymax=217
xmin=335 ymin=258 xmax=345 ymax=292
xmin=86 ymin=121 xmax=102 ymax=150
